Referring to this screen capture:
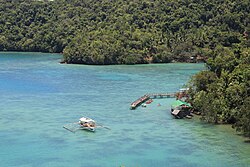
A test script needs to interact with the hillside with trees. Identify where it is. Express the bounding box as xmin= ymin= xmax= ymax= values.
xmin=0 ymin=0 xmax=249 ymax=64
xmin=0 ymin=0 xmax=249 ymax=136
